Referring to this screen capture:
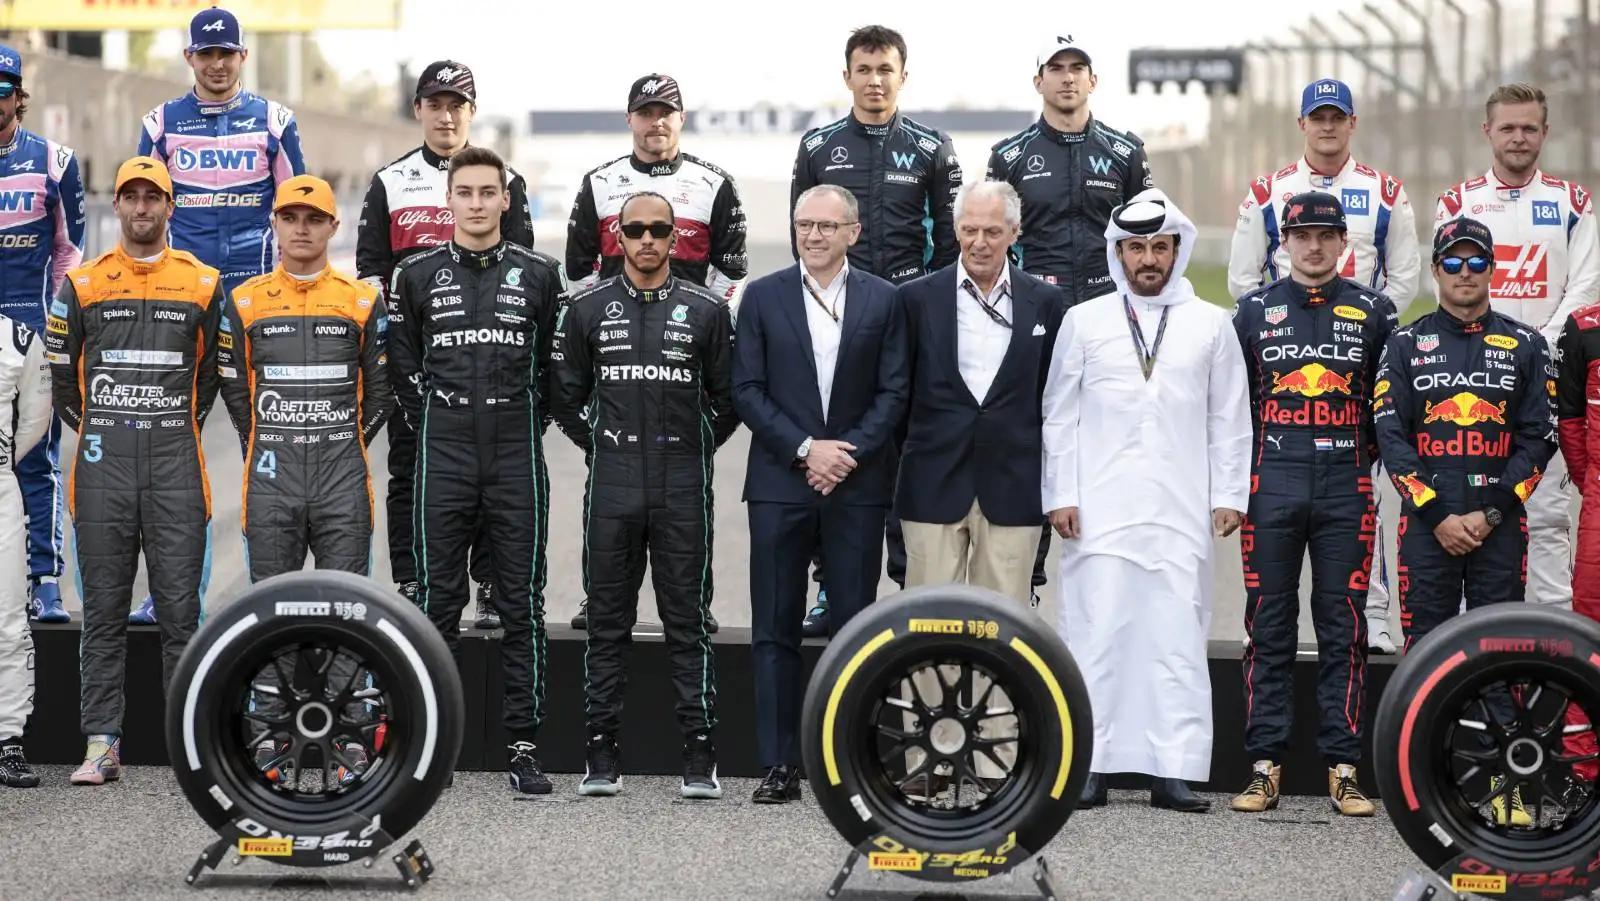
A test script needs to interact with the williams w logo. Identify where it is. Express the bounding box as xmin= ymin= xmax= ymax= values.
xmin=891 ymin=151 xmax=916 ymax=171
xmin=1088 ymin=156 xmax=1113 ymax=175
